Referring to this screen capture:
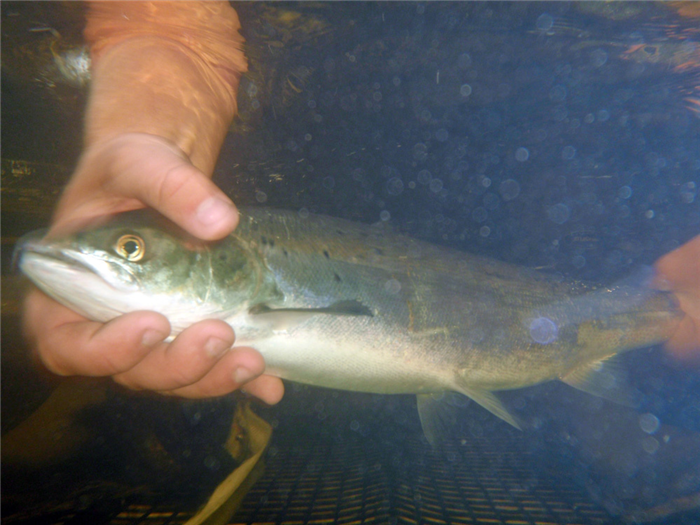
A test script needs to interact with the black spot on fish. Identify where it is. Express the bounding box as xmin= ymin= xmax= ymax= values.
xmin=269 ymin=238 xmax=275 ymax=248
xmin=282 ymin=248 xmax=289 ymax=257
xmin=334 ymin=273 xmax=342 ymax=283
xmin=374 ymin=248 xmax=384 ymax=256
xmin=336 ymin=229 xmax=345 ymax=235
xmin=323 ymin=250 xmax=330 ymax=259
xmin=261 ymin=236 xmax=268 ymax=245
xmin=219 ymin=253 xmax=227 ymax=261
